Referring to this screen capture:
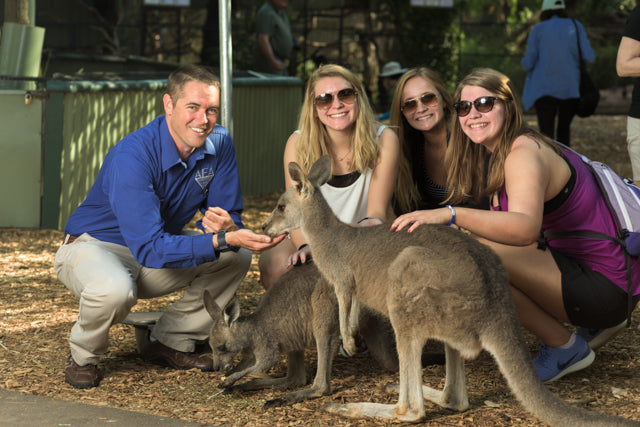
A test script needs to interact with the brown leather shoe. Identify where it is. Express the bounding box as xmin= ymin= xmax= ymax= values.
xmin=139 ymin=329 xmax=213 ymax=372
xmin=65 ymin=356 xmax=100 ymax=389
